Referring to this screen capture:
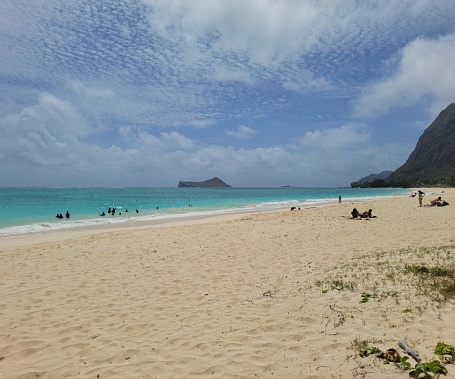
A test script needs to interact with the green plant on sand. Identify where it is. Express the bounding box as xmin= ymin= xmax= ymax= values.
xmin=359 ymin=345 xmax=382 ymax=357
xmin=434 ymin=342 xmax=455 ymax=364
xmin=360 ymin=292 xmax=374 ymax=303
xmin=399 ymin=356 xmax=412 ymax=370
xmin=409 ymin=360 xmax=447 ymax=378
xmin=404 ymin=262 xmax=455 ymax=302
xmin=317 ymin=244 xmax=455 ymax=309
